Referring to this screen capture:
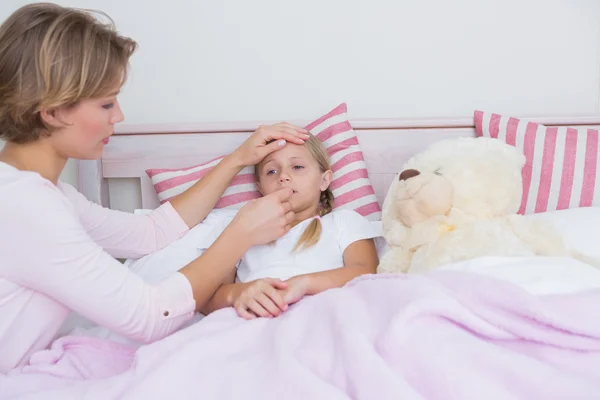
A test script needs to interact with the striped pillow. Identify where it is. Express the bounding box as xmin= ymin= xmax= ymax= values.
xmin=147 ymin=158 xmax=260 ymax=209
xmin=474 ymin=110 xmax=599 ymax=214
xmin=146 ymin=103 xmax=382 ymax=220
